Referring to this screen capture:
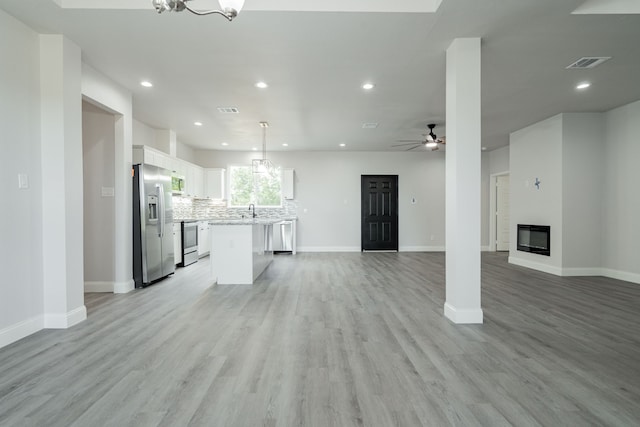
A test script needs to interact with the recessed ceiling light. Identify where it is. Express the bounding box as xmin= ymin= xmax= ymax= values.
xmin=140 ymin=81 xmax=153 ymax=88
xmin=282 ymin=143 xmax=288 ymax=147
xmin=362 ymin=122 xmax=378 ymax=129
xmin=576 ymin=82 xmax=591 ymax=90
xmin=252 ymin=147 xmax=258 ymax=151
xmin=194 ymin=121 xmax=203 ymax=126
xmin=255 ymin=81 xmax=268 ymax=89
xmin=362 ymin=83 xmax=375 ymax=90
xmin=221 ymin=142 xmax=229 ymax=146
xmin=339 ymin=143 xmax=346 ymax=147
